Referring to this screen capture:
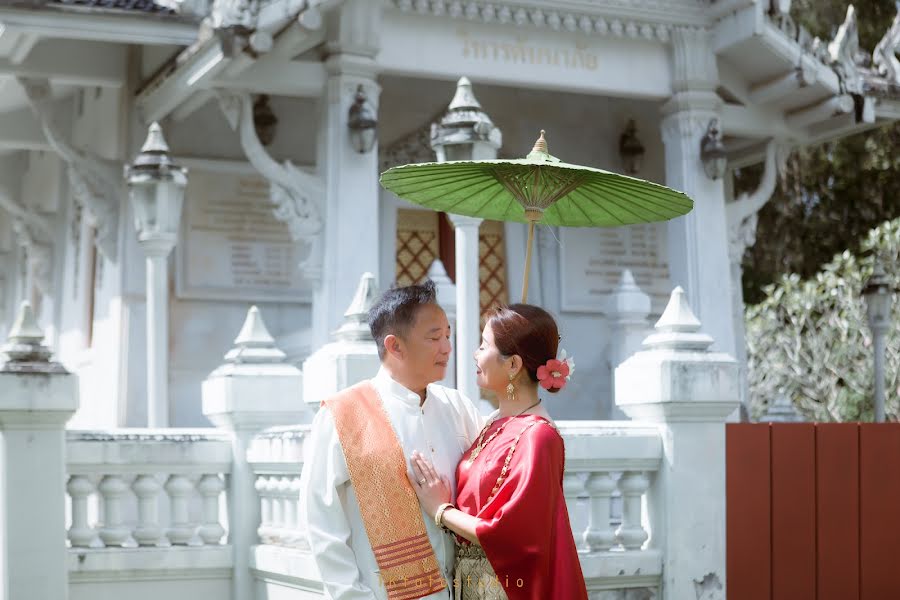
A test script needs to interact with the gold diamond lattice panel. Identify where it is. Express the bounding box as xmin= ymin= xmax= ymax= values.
xmin=479 ymin=220 xmax=508 ymax=321
xmin=396 ymin=209 xmax=439 ymax=286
